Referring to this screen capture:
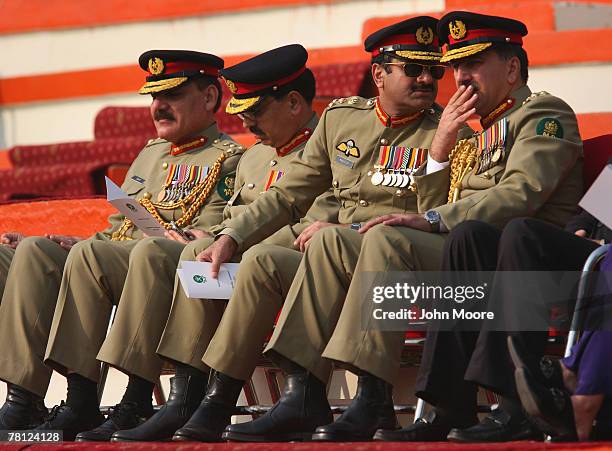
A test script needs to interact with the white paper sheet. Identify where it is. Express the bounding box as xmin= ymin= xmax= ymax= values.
xmin=177 ymin=261 xmax=240 ymax=299
xmin=579 ymin=164 xmax=612 ymax=230
xmin=105 ymin=177 xmax=166 ymax=237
